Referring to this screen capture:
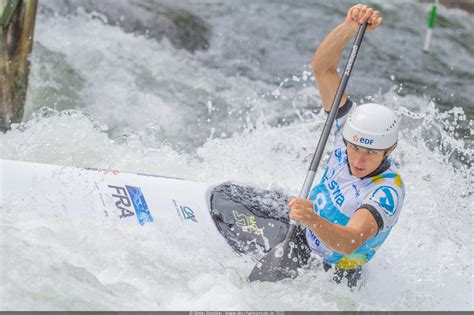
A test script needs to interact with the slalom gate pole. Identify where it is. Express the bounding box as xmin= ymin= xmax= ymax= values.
xmin=423 ymin=0 xmax=439 ymax=53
